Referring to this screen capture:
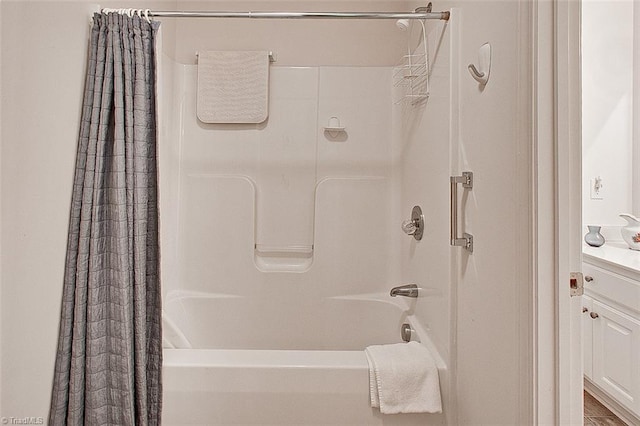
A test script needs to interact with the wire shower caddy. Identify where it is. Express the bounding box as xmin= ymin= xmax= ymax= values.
xmin=394 ymin=19 xmax=430 ymax=105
